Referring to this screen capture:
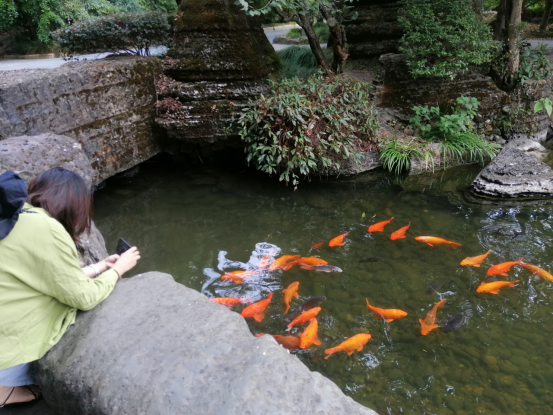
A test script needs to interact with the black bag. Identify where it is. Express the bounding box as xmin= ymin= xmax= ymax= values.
xmin=0 ymin=171 xmax=28 ymax=241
